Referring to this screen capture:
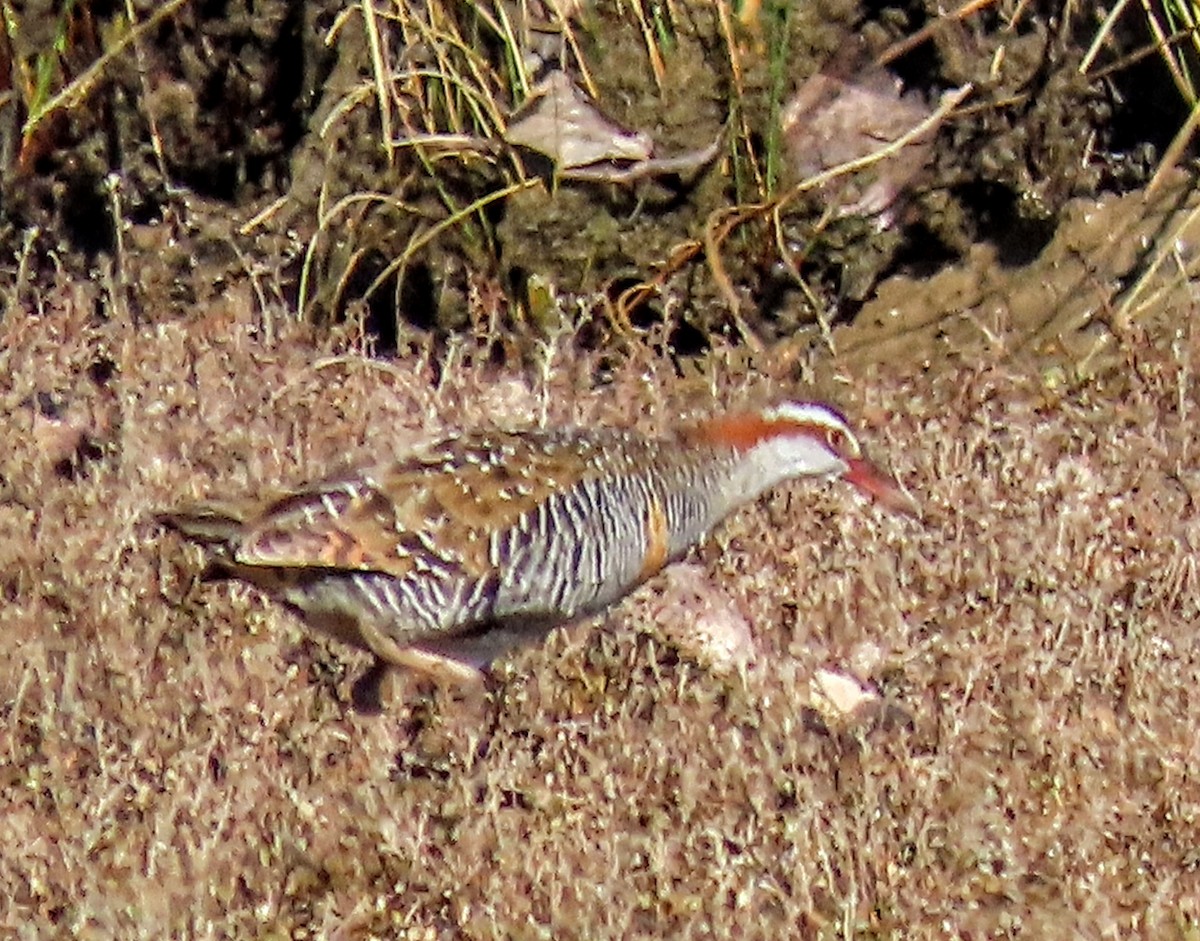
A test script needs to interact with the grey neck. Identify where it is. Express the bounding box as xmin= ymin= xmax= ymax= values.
xmin=653 ymin=435 xmax=846 ymax=557
xmin=705 ymin=435 xmax=848 ymax=524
